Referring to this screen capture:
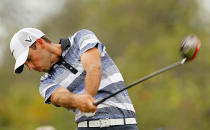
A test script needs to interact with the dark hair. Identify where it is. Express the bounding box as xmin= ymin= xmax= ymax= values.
xmin=41 ymin=35 xmax=51 ymax=43
xmin=30 ymin=35 xmax=51 ymax=49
